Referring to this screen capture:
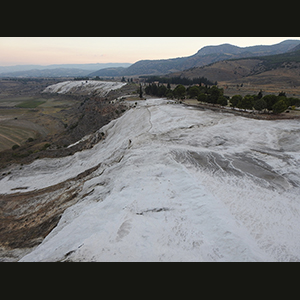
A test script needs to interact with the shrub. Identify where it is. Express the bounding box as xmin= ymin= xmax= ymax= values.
xmin=217 ymin=96 xmax=228 ymax=106
xmin=253 ymin=99 xmax=267 ymax=112
xmin=173 ymin=85 xmax=186 ymax=100
xmin=197 ymin=93 xmax=207 ymax=103
xmin=272 ymin=100 xmax=287 ymax=114
xmin=41 ymin=143 xmax=51 ymax=150
xmin=230 ymin=95 xmax=242 ymax=108
xmin=69 ymin=122 xmax=78 ymax=130
xmin=12 ymin=144 xmax=20 ymax=150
